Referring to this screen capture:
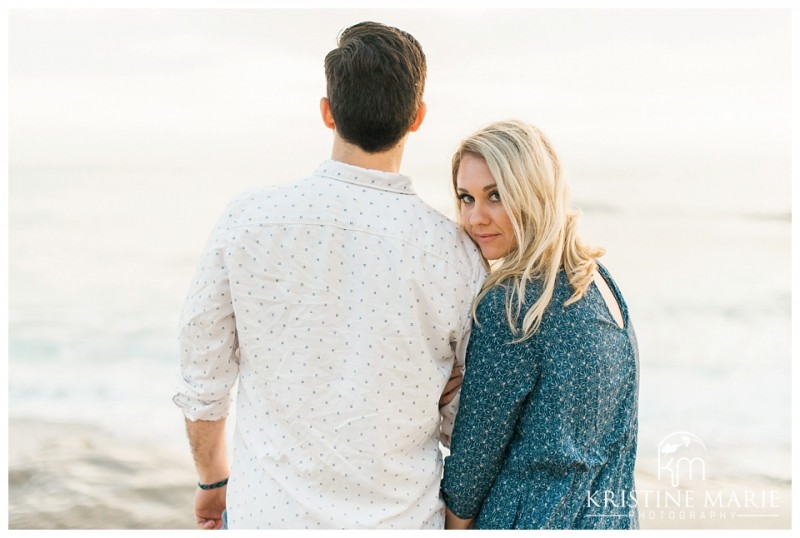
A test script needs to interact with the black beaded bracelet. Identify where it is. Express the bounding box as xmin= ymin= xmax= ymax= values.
xmin=198 ymin=477 xmax=229 ymax=490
